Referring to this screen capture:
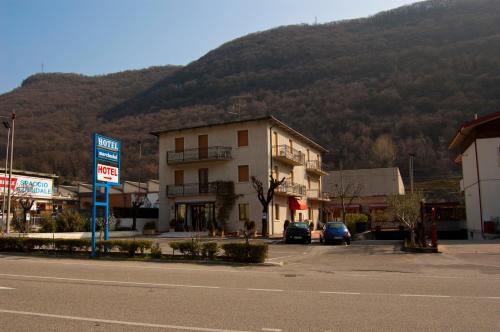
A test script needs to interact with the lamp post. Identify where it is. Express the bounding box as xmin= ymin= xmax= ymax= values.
xmin=408 ymin=153 xmax=415 ymax=194
xmin=5 ymin=112 xmax=15 ymax=233
xmin=1 ymin=120 xmax=10 ymax=233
